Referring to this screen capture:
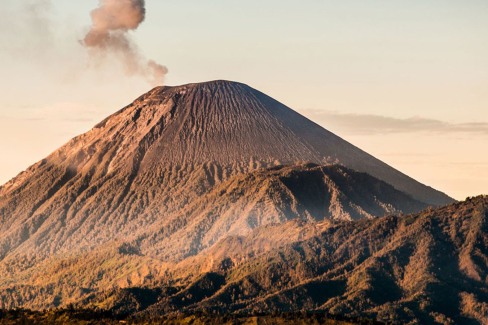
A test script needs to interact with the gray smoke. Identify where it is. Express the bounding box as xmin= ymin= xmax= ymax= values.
xmin=83 ymin=0 xmax=167 ymax=85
